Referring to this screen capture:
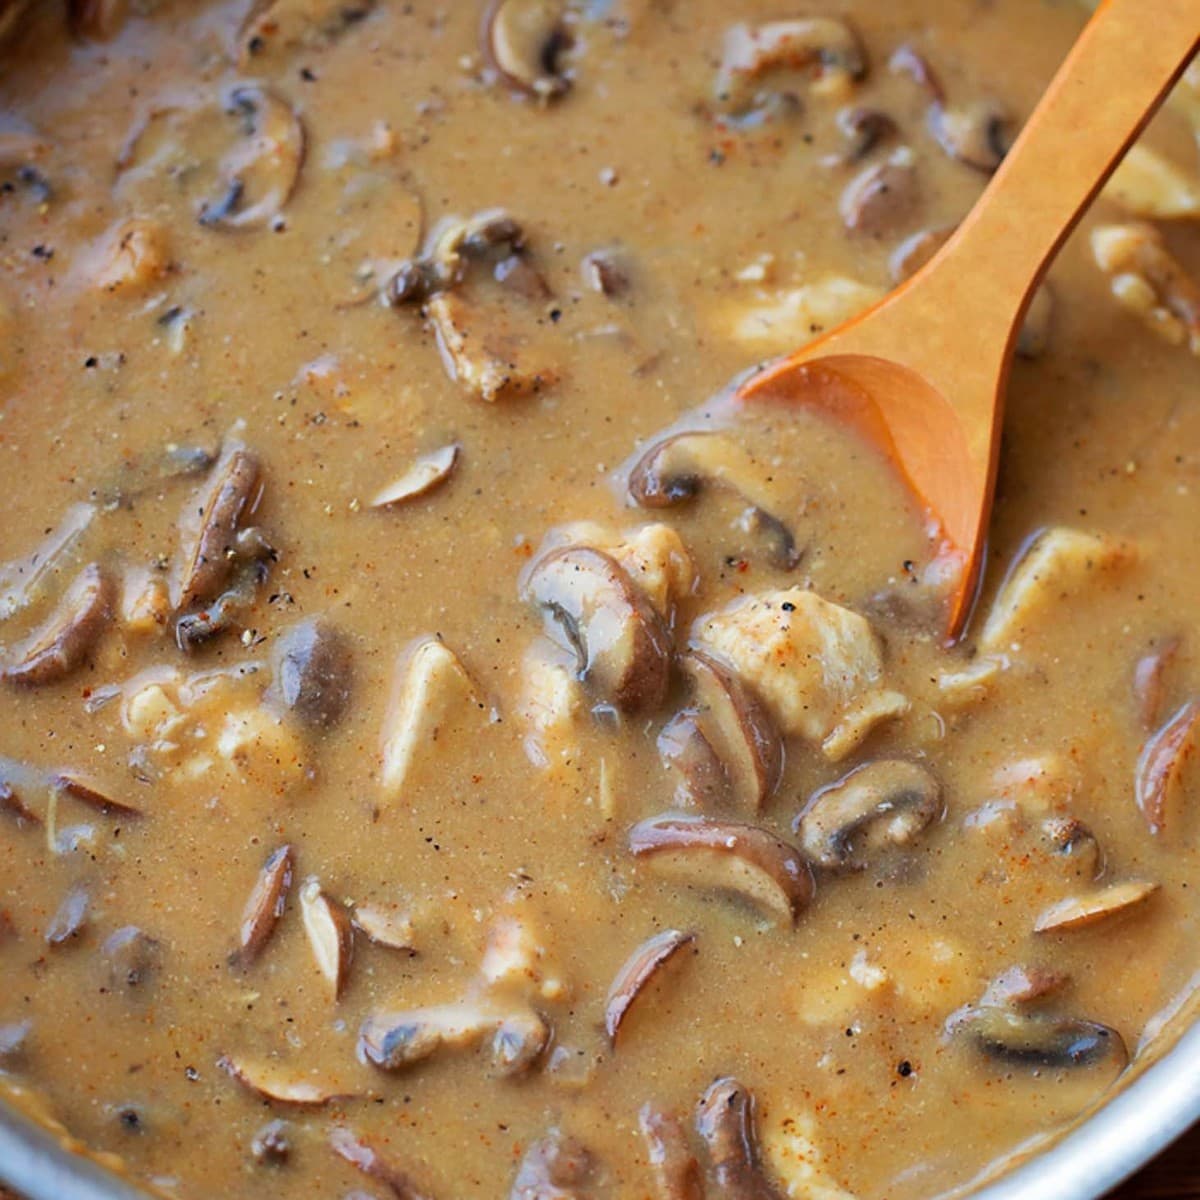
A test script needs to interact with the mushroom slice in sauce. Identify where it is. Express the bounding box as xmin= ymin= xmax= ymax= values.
xmin=581 ymin=249 xmax=631 ymax=298
xmin=889 ymin=44 xmax=1008 ymax=173
xmin=714 ymin=19 xmax=866 ymax=123
xmin=52 ymin=771 xmax=141 ymax=817
xmin=233 ymin=844 xmax=294 ymax=966
xmin=979 ymin=964 xmax=1069 ymax=1008
xmin=639 ymin=1104 xmax=703 ymax=1200
xmin=298 ymin=877 xmax=354 ymax=1000
xmin=626 ymin=432 xmax=799 ymax=569
xmin=358 ymin=1000 xmax=536 ymax=1071
xmin=510 ymin=1129 xmax=596 ymax=1200
xmin=795 ymin=760 xmax=942 ymax=871
xmin=829 ymin=106 xmax=897 ymax=165
xmin=3 ymin=563 xmax=111 ymax=687
xmin=490 ymin=1008 xmax=552 ymax=1077
xmin=485 ymin=0 xmax=572 ymax=102
xmin=695 ymin=1077 xmax=784 ymax=1200
xmin=330 ymin=1126 xmax=435 ymax=1200
xmin=952 ymin=1006 xmax=1128 ymax=1072
xmin=237 ymin=0 xmax=375 ymax=63
xmin=272 ymin=619 xmax=353 ymax=730
xmin=102 ymin=925 xmax=162 ymax=989
xmin=657 ymin=713 xmax=729 ymax=809
xmin=173 ymin=442 xmax=262 ymax=611
xmin=1132 ymin=637 xmax=1180 ymax=731
xmin=839 ymin=149 xmax=919 ymax=237
xmin=889 ymin=225 xmax=953 ymax=283
xmin=218 ymin=1053 xmax=353 ymax=1106
xmin=44 ymin=884 xmax=89 ymax=946
xmin=604 ymin=929 xmax=696 ymax=1045
xmin=1034 ymin=880 xmax=1160 ymax=934
xmin=629 ymin=815 xmax=813 ymax=925
xmin=679 ymin=652 xmax=783 ymax=813
xmin=0 ymin=1019 xmax=32 ymax=1064
xmin=197 ymin=85 xmax=306 ymax=229
xmin=370 ymin=444 xmax=460 ymax=508
xmin=0 ymin=501 xmax=95 ymax=623
xmin=352 ymin=902 xmax=416 ymax=952
xmin=1135 ymin=698 xmax=1198 ymax=834
xmin=1039 ymin=816 xmax=1103 ymax=881
xmin=525 ymin=546 xmax=672 ymax=715
xmin=250 ymin=1118 xmax=291 ymax=1165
